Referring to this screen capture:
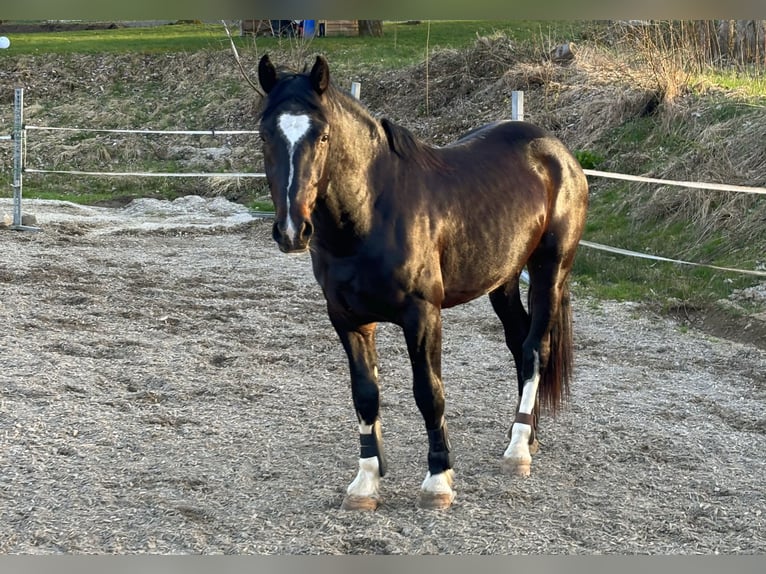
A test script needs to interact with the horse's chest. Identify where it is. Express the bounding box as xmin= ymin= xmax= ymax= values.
xmin=317 ymin=258 xmax=403 ymax=319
